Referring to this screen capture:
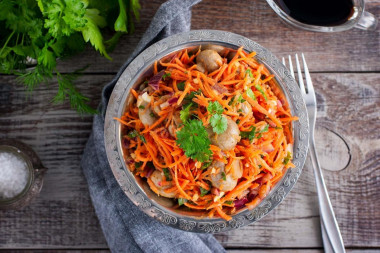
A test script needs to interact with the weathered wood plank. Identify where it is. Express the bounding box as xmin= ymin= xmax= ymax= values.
xmin=54 ymin=0 xmax=380 ymax=74
xmin=0 ymin=72 xmax=379 ymax=248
